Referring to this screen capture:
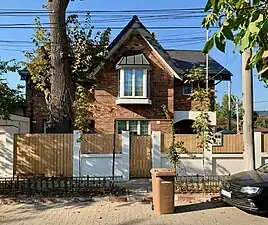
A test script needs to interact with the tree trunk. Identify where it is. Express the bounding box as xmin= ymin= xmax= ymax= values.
xmin=47 ymin=0 xmax=75 ymax=133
